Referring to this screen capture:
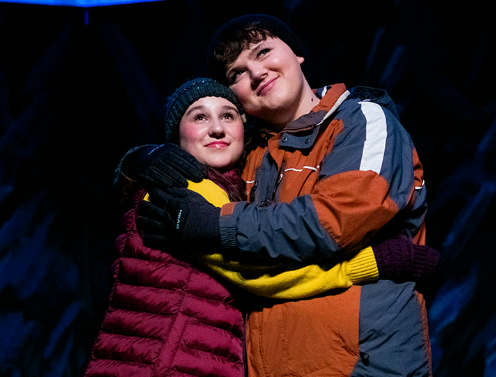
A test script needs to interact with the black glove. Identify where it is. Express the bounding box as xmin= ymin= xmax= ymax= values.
xmin=372 ymin=235 xmax=441 ymax=282
xmin=137 ymin=186 xmax=222 ymax=248
xmin=116 ymin=144 xmax=207 ymax=189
